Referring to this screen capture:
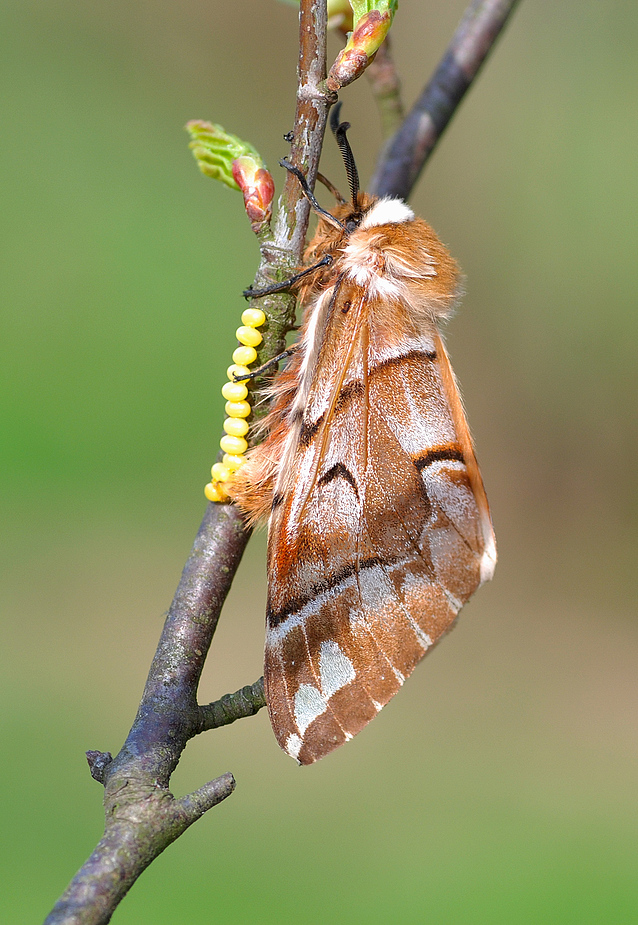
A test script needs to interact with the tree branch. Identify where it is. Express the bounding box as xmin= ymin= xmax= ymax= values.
xmin=44 ymin=504 xmax=246 ymax=925
xmin=370 ymin=0 xmax=521 ymax=199
xmin=44 ymin=2 xmax=331 ymax=923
